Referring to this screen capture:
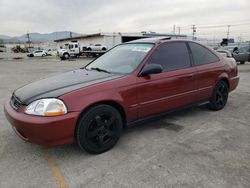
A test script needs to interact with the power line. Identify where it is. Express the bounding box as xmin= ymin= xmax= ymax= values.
xmin=197 ymin=22 xmax=250 ymax=29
